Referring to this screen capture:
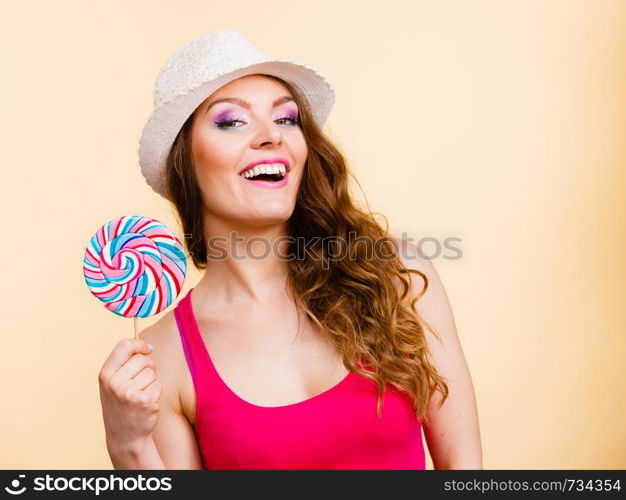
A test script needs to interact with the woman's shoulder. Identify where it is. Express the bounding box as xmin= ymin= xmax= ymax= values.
xmin=389 ymin=233 xmax=462 ymax=352
xmin=388 ymin=234 xmax=458 ymax=334
xmin=389 ymin=234 xmax=432 ymax=294
xmin=137 ymin=308 xmax=181 ymax=357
